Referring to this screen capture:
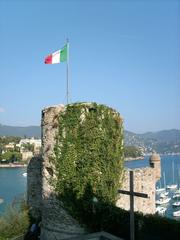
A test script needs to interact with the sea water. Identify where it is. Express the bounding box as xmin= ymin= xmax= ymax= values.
xmin=0 ymin=167 xmax=27 ymax=215
xmin=0 ymin=156 xmax=179 ymax=219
